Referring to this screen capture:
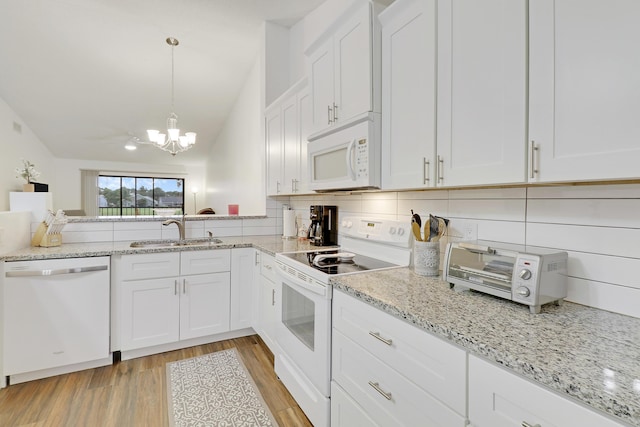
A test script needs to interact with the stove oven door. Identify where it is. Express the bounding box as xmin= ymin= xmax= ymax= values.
xmin=274 ymin=265 xmax=331 ymax=427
